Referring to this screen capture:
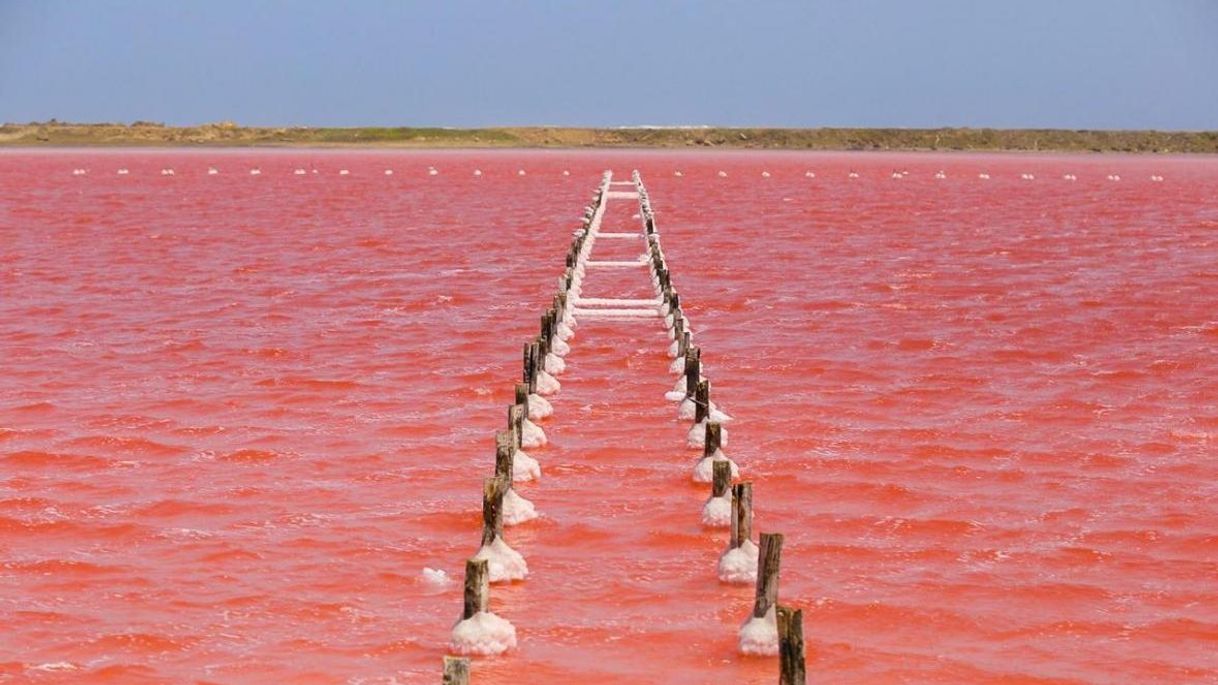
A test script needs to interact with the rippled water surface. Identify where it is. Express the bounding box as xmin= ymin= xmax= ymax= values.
xmin=2 ymin=150 xmax=1217 ymax=684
